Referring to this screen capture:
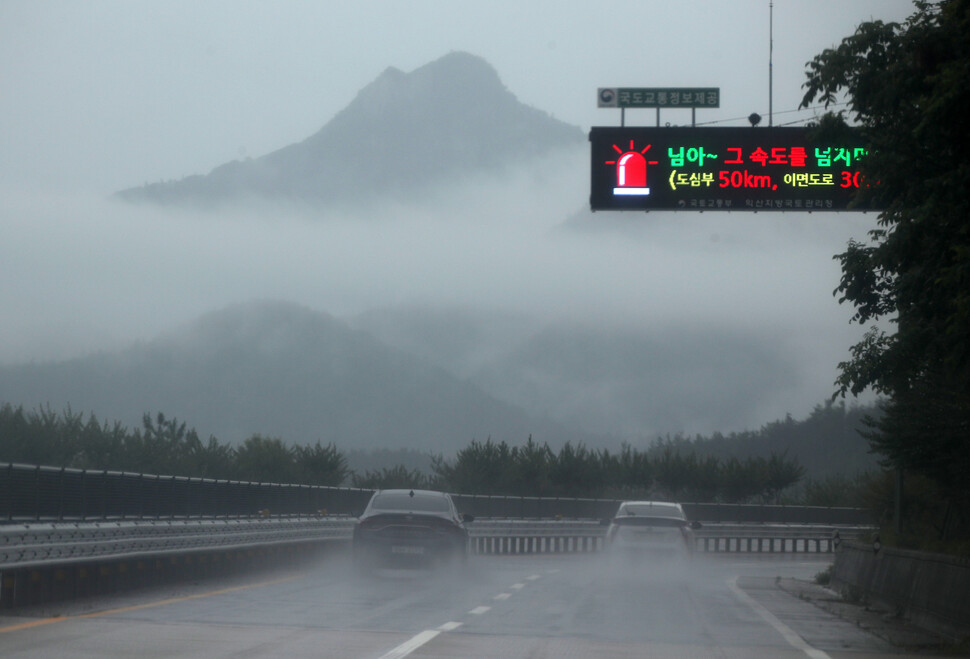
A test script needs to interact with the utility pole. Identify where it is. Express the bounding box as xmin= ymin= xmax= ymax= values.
xmin=769 ymin=1 xmax=774 ymax=127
